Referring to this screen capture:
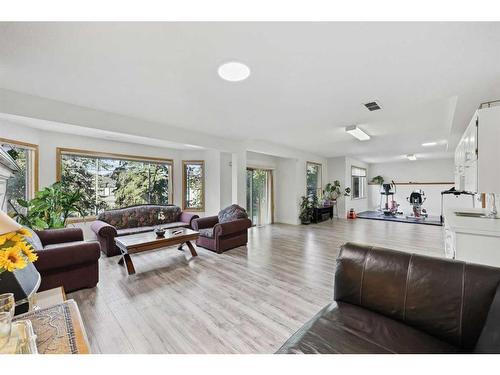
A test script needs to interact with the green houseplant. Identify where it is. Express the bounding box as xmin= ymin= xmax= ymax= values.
xmin=299 ymin=195 xmax=314 ymax=224
xmin=324 ymin=180 xmax=351 ymax=203
xmin=13 ymin=182 xmax=85 ymax=230
xmin=371 ymin=175 xmax=384 ymax=185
